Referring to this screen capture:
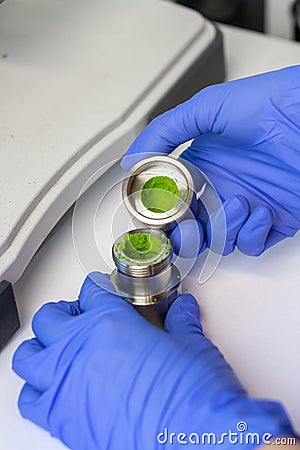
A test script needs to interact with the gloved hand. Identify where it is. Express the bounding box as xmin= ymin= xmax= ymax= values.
xmin=122 ymin=66 xmax=300 ymax=256
xmin=13 ymin=272 xmax=294 ymax=449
